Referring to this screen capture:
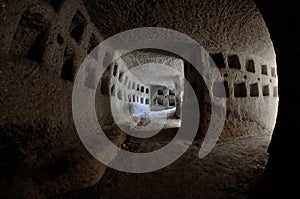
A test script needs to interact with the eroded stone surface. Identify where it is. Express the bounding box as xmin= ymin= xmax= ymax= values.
xmin=0 ymin=0 xmax=124 ymax=197
xmin=0 ymin=0 xmax=277 ymax=197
